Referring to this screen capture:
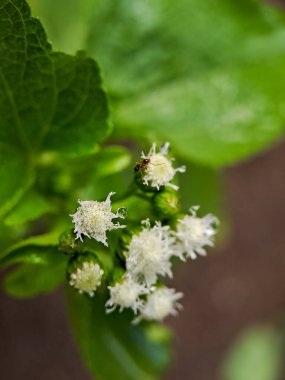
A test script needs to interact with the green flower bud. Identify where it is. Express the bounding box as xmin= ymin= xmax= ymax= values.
xmin=58 ymin=229 xmax=82 ymax=256
xmin=153 ymin=188 xmax=180 ymax=219
xmin=67 ymin=252 xmax=104 ymax=297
